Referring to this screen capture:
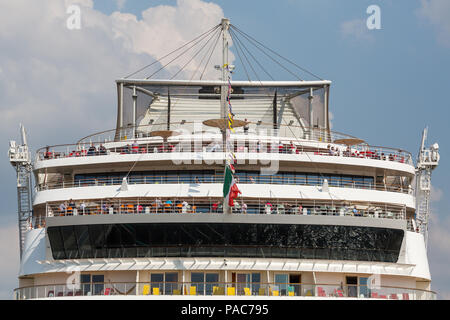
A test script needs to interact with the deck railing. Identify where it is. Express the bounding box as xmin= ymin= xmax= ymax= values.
xmin=13 ymin=281 xmax=436 ymax=300
xmin=30 ymin=197 xmax=418 ymax=232
xmin=45 ymin=197 xmax=407 ymax=220
xmin=35 ymin=123 xmax=413 ymax=165
xmin=37 ymin=174 xmax=412 ymax=195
